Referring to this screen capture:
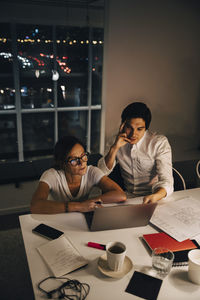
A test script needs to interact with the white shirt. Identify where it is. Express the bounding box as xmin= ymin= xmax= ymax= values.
xmin=40 ymin=165 xmax=104 ymax=202
xmin=98 ymin=131 xmax=174 ymax=197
